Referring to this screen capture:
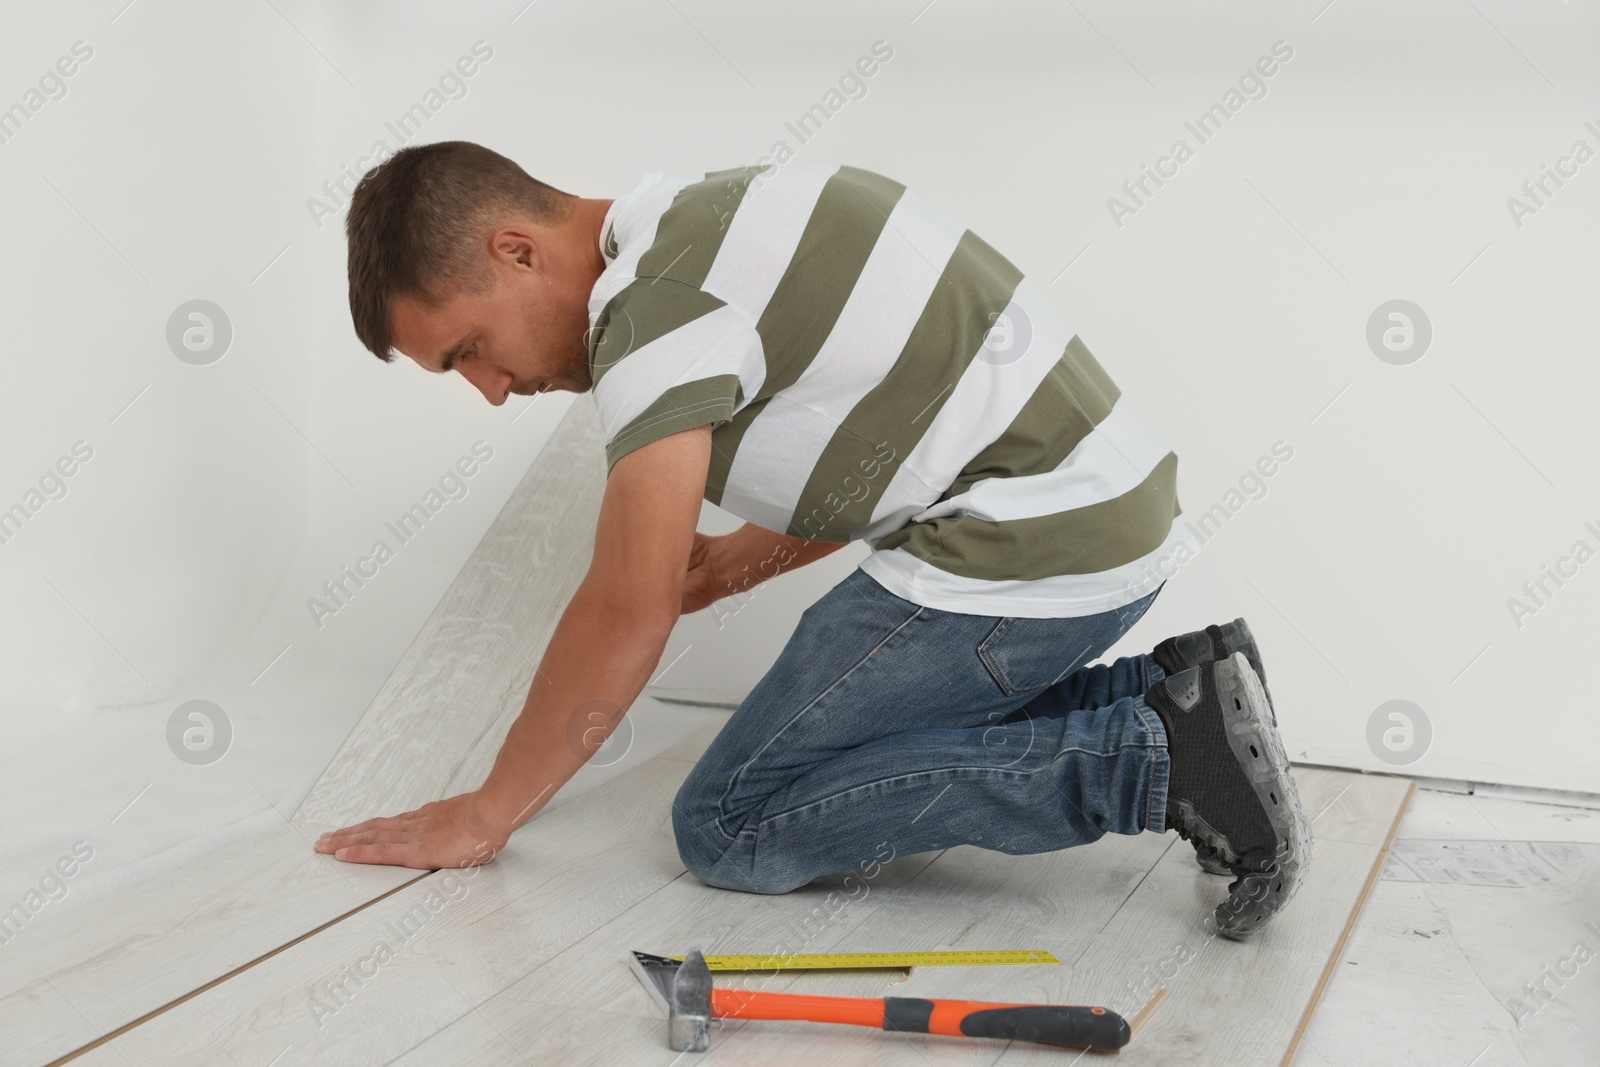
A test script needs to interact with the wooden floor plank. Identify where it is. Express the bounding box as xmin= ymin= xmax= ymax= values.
xmin=987 ymin=771 xmax=1414 ymax=1065
xmin=655 ymin=723 xmax=726 ymax=764
xmin=65 ymin=756 xmax=698 ymax=1066
xmin=1300 ymin=768 xmax=1415 ymax=847
xmin=1280 ymin=779 xmax=1413 ymax=1066
xmin=1 ymin=821 xmax=419 ymax=1067
xmin=13 ymin=403 xmax=609 ymax=1067
xmin=484 ymin=992 xmax=1011 ymax=1067
xmin=479 ymin=846 xmax=947 ymax=1019
xmin=406 ymin=767 xmax=1408 ymax=1062
xmin=293 ymin=396 xmax=608 ymax=828
xmin=367 ymin=765 xmax=1401 ymax=1066
xmin=42 ymin=673 xmax=1412 ymax=1066
xmin=391 ymin=1003 xmax=670 ymax=1067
